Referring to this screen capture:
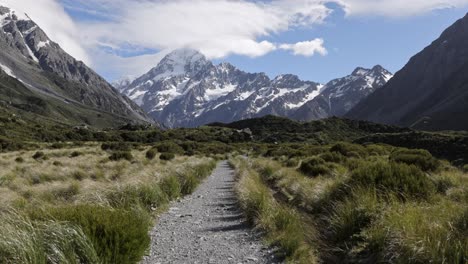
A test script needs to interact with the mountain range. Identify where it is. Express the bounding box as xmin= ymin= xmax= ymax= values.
xmin=0 ymin=5 xmax=152 ymax=128
xmin=348 ymin=13 xmax=468 ymax=131
xmin=115 ymin=49 xmax=392 ymax=128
